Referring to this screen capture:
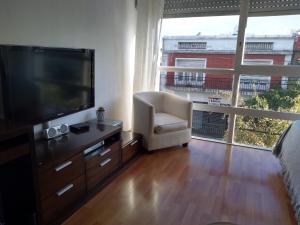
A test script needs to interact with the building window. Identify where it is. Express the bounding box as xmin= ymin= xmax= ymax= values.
xmin=174 ymin=58 xmax=206 ymax=86
xmin=244 ymin=15 xmax=297 ymax=66
xmin=178 ymin=72 xmax=183 ymax=81
xmin=245 ymin=42 xmax=274 ymax=51
xmin=240 ymin=59 xmax=273 ymax=92
xmin=178 ymin=42 xmax=207 ymax=50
